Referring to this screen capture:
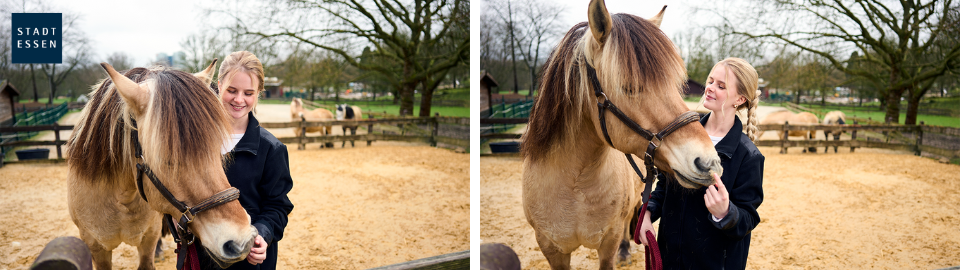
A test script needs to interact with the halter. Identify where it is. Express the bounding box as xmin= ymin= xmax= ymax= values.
xmin=585 ymin=60 xmax=700 ymax=270
xmin=129 ymin=118 xmax=240 ymax=270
